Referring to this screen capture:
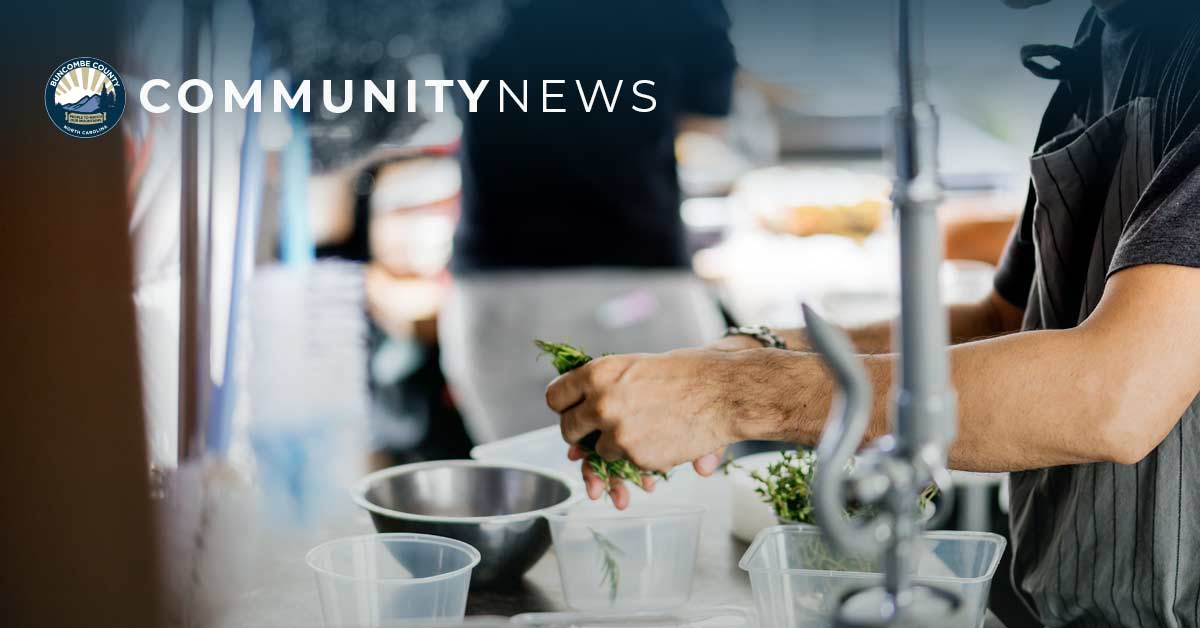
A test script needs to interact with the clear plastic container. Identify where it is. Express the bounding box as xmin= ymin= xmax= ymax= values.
xmin=512 ymin=605 xmax=755 ymax=628
xmin=739 ymin=525 xmax=1005 ymax=628
xmin=546 ymin=502 xmax=705 ymax=611
xmin=306 ymin=533 xmax=481 ymax=627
